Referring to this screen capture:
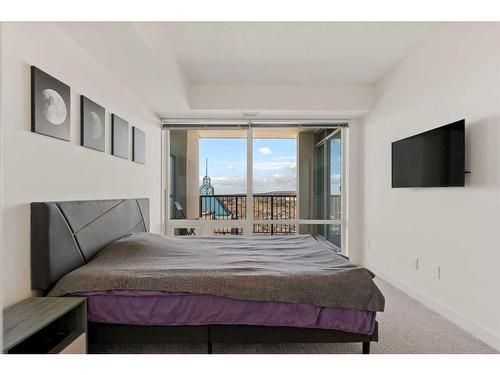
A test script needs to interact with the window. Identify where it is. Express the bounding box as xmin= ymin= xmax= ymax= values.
xmin=253 ymin=131 xmax=297 ymax=235
xmin=164 ymin=124 xmax=346 ymax=252
xmin=199 ymin=133 xmax=247 ymax=235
